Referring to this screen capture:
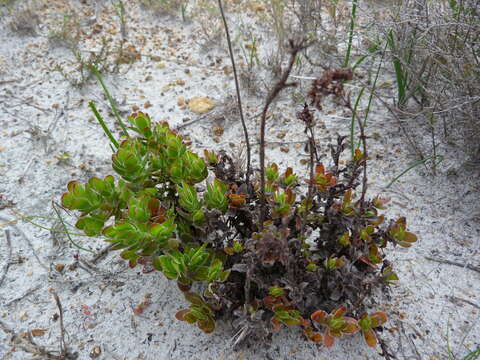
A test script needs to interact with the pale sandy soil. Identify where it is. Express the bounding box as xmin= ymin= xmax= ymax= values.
xmin=0 ymin=1 xmax=479 ymax=359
